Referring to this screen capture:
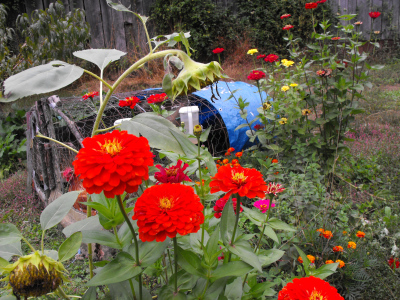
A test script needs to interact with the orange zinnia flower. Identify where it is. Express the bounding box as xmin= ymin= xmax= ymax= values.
xmin=223 ymin=159 xmax=229 ymax=164
xmin=298 ymin=256 xmax=303 ymax=263
xmin=333 ymin=246 xmax=343 ymax=252
xmin=271 ymin=159 xmax=278 ymax=163
xmin=228 ymin=147 xmax=235 ymax=152
xmin=231 ymin=159 xmax=239 ymax=164
xmin=235 ymin=152 xmax=243 ymax=158
xmin=210 ymin=165 xmax=267 ymax=198
xmin=224 ymin=152 xmax=231 ymax=156
xmin=278 ymin=276 xmax=344 ymax=300
xmin=323 ymin=230 xmax=333 ymax=239
xmin=347 ymin=241 xmax=356 ymax=249
xmin=326 ymin=260 xmax=334 ymax=264
xmin=73 ymin=130 xmax=153 ymax=198
xmin=356 ymin=231 xmax=365 ymax=238
xmin=336 ymin=259 xmax=345 ymax=268
xmin=307 ymin=255 xmax=315 ymax=263
xmin=132 ymin=183 xmax=204 ymax=242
